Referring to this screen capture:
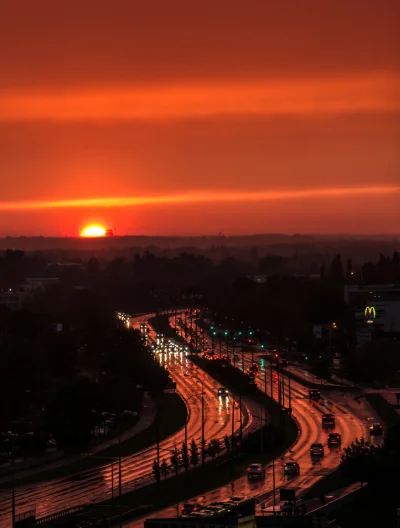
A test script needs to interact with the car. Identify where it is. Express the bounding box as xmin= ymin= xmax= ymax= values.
xmin=278 ymin=359 xmax=289 ymax=368
xmin=181 ymin=503 xmax=199 ymax=516
xmin=247 ymin=463 xmax=265 ymax=478
xmin=249 ymin=362 xmax=259 ymax=372
xmin=310 ymin=443 xmax=324 ymax=456
xmin=218 ymin=387 xmax=229 ymax=397
xmin=328 ymin=432 xmax=342 ymax=448
xmin=309 ymin=389 xmax=321 ymax=401
xmin=283 ymin=461 xmax=300 ymax=475
xmin=322 ymin=413 xmax=335 ymax=427
xmin=226 ymin=496 xmax=248 ymax=505
xmin=369 ymin=423 xmax=383 ymax=436
xmin=247 ymin=373 xmax=256 ymax=384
